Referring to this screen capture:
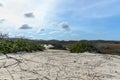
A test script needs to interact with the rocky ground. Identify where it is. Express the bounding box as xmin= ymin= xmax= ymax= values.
xmin=0 ymin=49 xmax=120 ymax=80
